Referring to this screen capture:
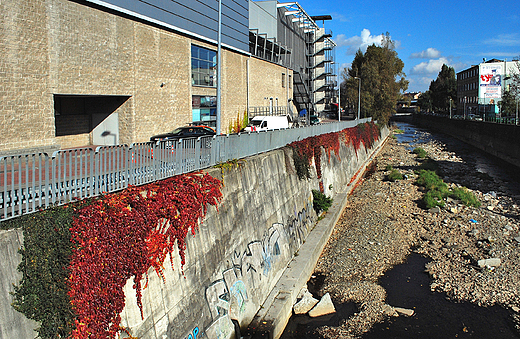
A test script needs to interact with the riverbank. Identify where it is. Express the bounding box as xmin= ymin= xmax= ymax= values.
xmin=309 ymin=123 xmax=520 ymax=338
